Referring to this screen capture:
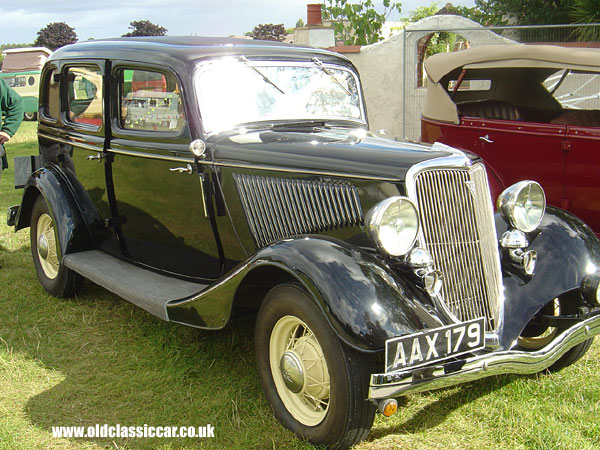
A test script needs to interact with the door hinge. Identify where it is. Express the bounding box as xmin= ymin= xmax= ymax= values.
xmin=562 ymin=140 xmax=572 ymax=152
